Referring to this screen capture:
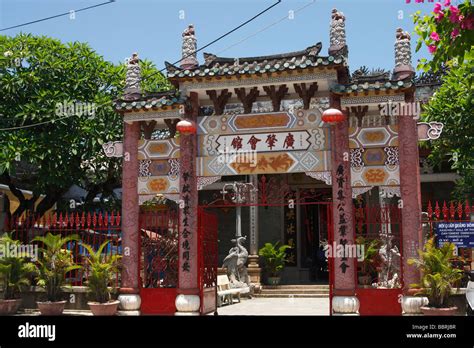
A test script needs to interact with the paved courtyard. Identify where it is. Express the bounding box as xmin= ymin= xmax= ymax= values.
xmin=215 ymin=297 xmax=330 ymax=316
